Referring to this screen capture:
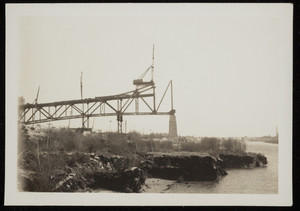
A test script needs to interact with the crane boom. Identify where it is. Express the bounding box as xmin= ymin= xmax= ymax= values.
xmin=33 ymin=86 xmax=40 ymax=104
